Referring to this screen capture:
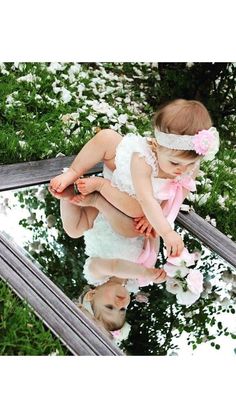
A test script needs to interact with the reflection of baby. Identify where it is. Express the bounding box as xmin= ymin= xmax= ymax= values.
xmin=49 ymin=185 xmax=166 ymax=335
